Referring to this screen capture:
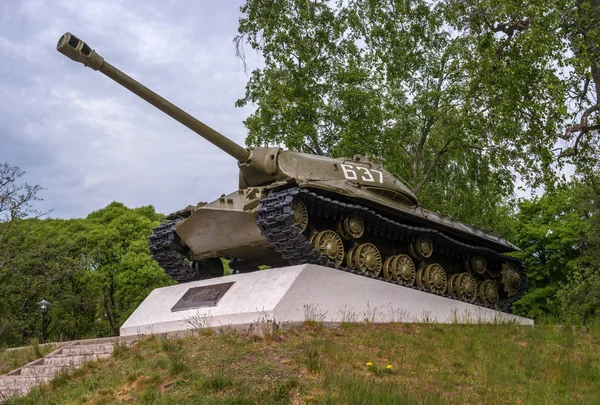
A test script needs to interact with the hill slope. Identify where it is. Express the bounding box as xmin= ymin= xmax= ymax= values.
xmin=6 ymin=323 xmax=600 ymax=404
